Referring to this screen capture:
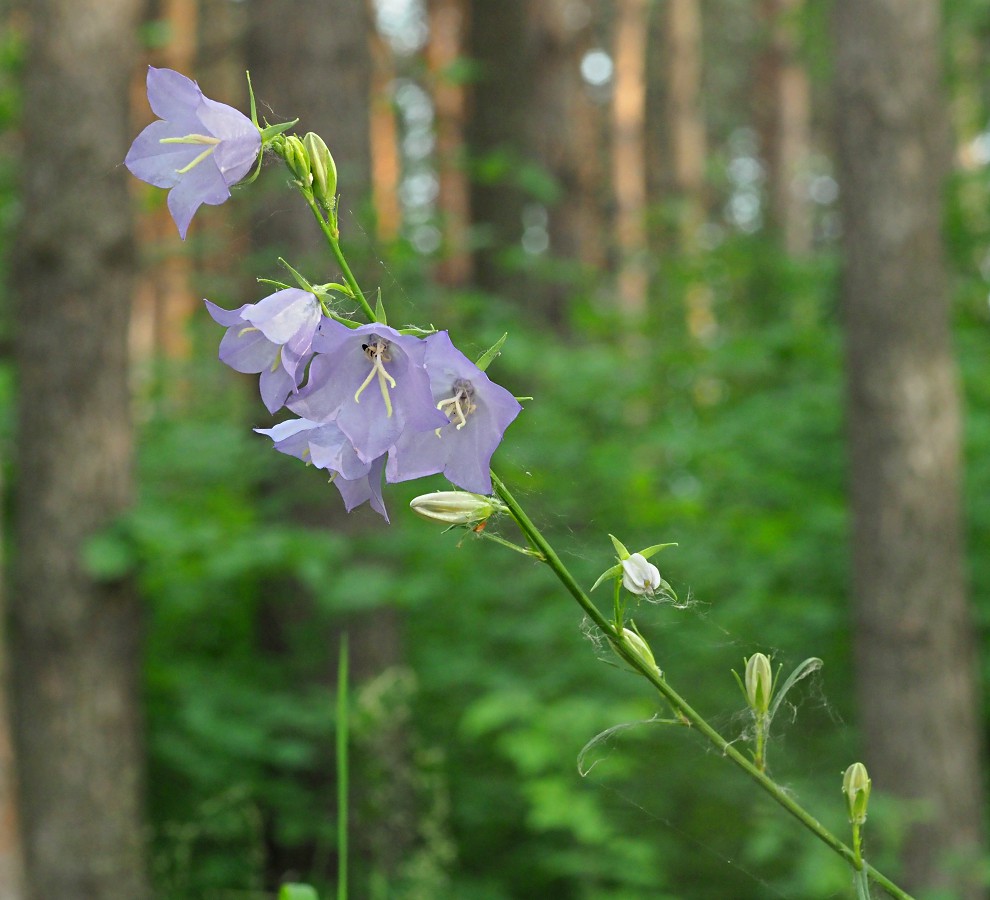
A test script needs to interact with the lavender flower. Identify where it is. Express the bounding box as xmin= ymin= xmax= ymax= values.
xmin=288 ymin=321 xmax=447 ymax=463
xmin=125 ymin=67 xmax=261 ymax=239
xmin=256 ymin=418 xmax=388 ymax=521
xmin=206 ymin=288 xmax=322 ymax=413
xmin=387 ymin=332 xmax=522 ymax=494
